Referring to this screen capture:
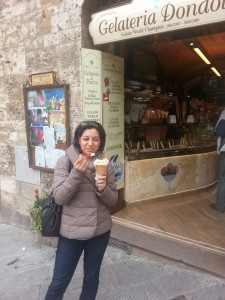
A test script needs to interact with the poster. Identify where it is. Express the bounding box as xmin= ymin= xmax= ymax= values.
xmin=102 ymin=52 xmax=124 ymax=189
xmin=82 ymin=49 xmax=124 ymax=189
xmin=49 ymin=111 xmax=66 ymax=145
xmin=82 ymin=49 xmax=102 ymax=123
